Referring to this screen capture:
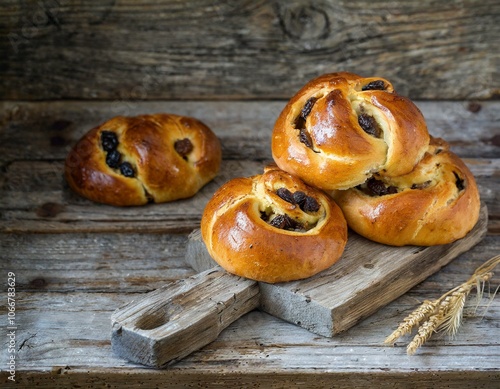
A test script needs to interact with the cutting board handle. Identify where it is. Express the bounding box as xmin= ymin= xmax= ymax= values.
xmin=111 ymin=267 xmax=260 ymax=368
